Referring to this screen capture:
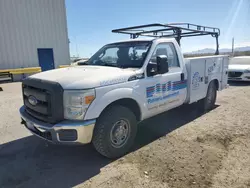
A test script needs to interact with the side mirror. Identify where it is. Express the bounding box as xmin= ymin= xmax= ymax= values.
xmin=156 ymin=55 xmax=169 ymax=74
xmin=146 ymin=62 xmax=158 ymax=77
